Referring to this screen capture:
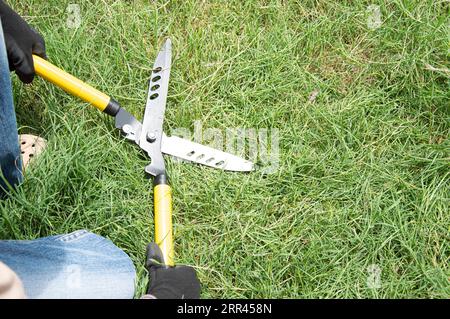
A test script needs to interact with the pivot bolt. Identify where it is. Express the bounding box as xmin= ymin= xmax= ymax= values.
xmin=147 ymin=132 xmax=157 ymax=143
xmin=122 ymin=124 xmax=132 ymax=134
